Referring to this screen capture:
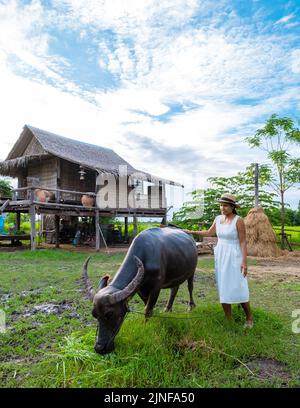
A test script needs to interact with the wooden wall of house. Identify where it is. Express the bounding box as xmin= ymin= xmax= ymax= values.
xmin=27 ymin=157 xmax=57 ymax=190
xmin=17 ymin=168 xmax=28 ymax=199
xmin=60 ymin=160 xmax=96 ymax=200
xmin=17 ymin=169 xmax=27 ymax=189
